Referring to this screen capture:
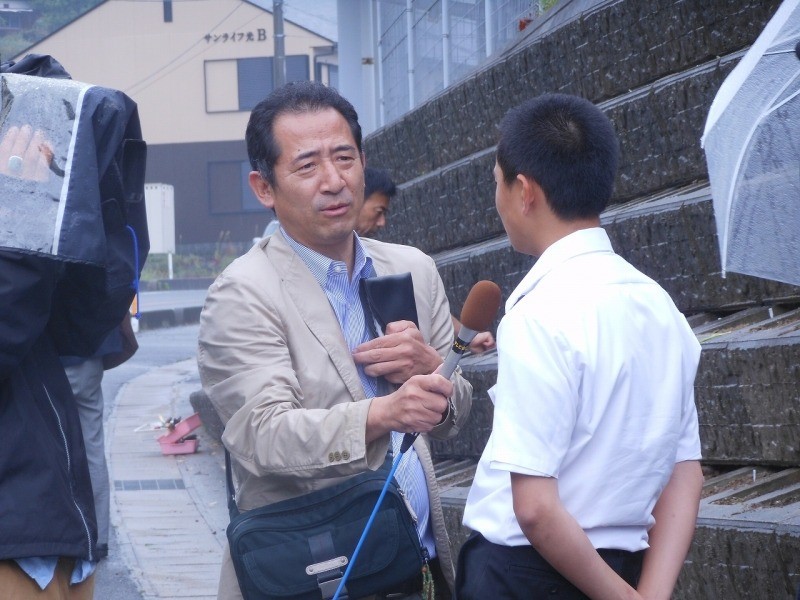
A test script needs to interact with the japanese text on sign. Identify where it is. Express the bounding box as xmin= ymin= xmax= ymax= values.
xmin=205 ymin=29 xmax=268 ymax=43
